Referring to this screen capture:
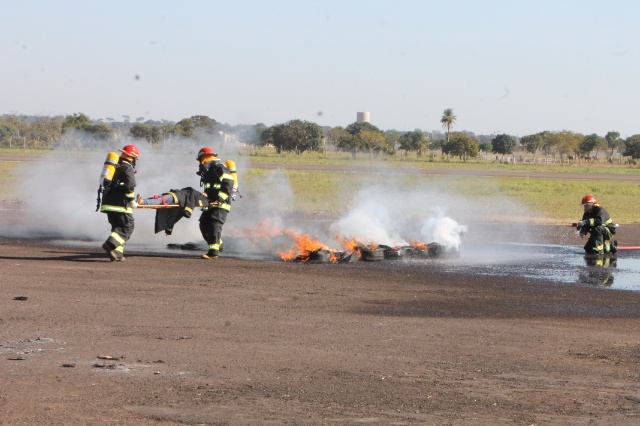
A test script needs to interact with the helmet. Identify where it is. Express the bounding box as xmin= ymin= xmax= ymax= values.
xmin=196 ymin=147 xmax=217 ymax=160
xmin=581 ymin=194 xmax=597 ymax=205
xmin=224 ymin=159 xmax=236 ymax=172
xmin=119 ymin=144 xmax=139 ymax=158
